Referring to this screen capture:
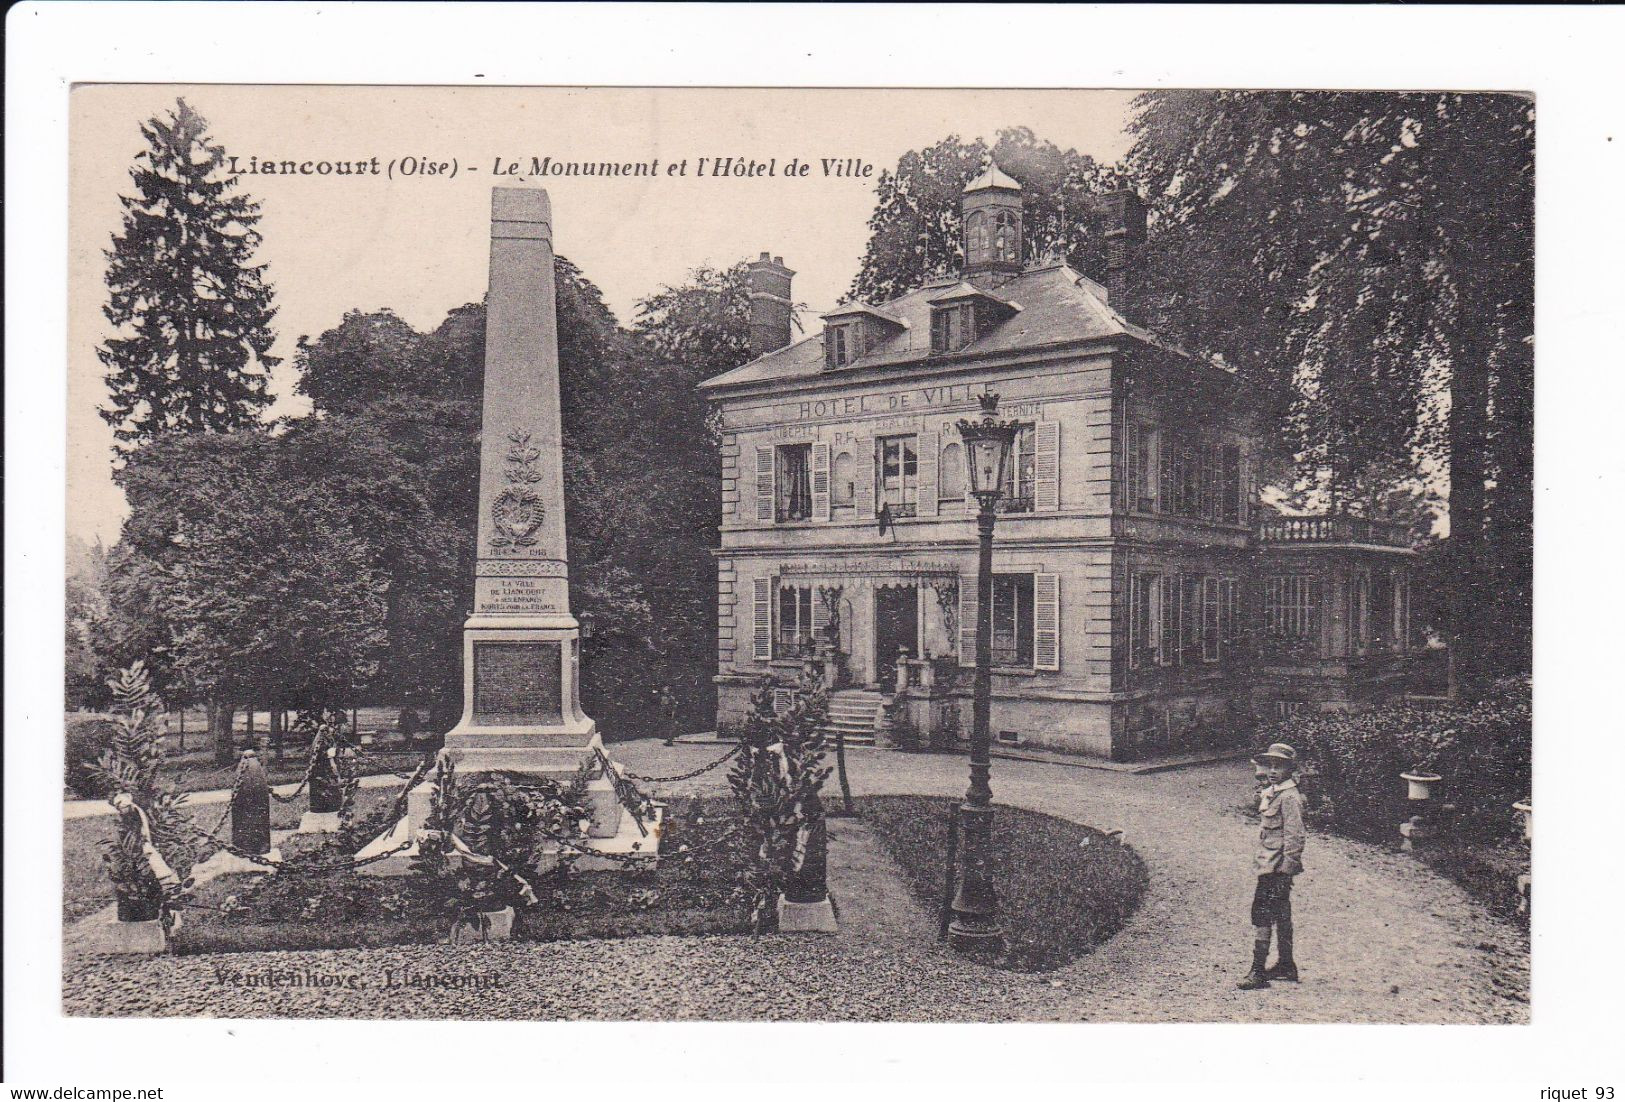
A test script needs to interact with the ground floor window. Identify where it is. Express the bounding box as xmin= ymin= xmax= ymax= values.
xmin=777 ymin=583 xmax=815 ymax=657
xmin=1264 ymin=574 xmax=1321 ymax=651
xmin=992 ymin=573 xmax=1034 ymax=668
